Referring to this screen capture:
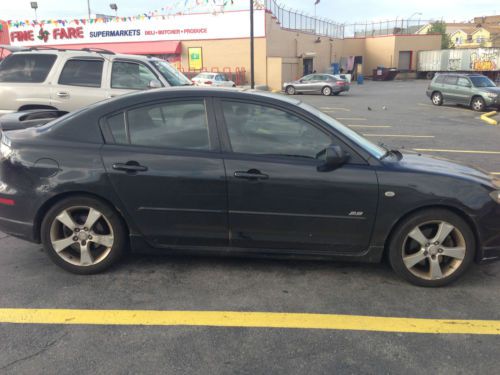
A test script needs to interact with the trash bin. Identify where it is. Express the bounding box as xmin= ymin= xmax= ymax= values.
xmin=357 ymin=74 xmax=364 ymax=85
xmin=372 ymin=67 xmax=398 ymax=81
